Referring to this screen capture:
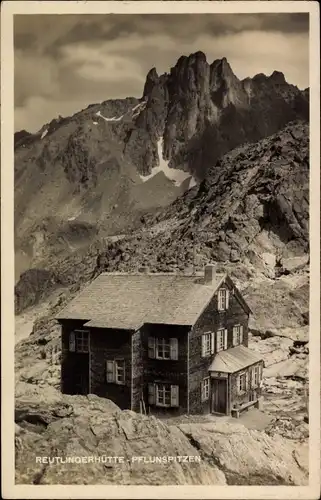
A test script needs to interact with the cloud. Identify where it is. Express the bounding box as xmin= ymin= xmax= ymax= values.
xmin=15 ymin=96 xmax=90 ymax=133
xmin=14 ymin=14 xmax=309 ymax=132
xmin=60 ymin=43 xmax=145 ymax=84
xmin=14 ymin=50 xmax=60 ymax=107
